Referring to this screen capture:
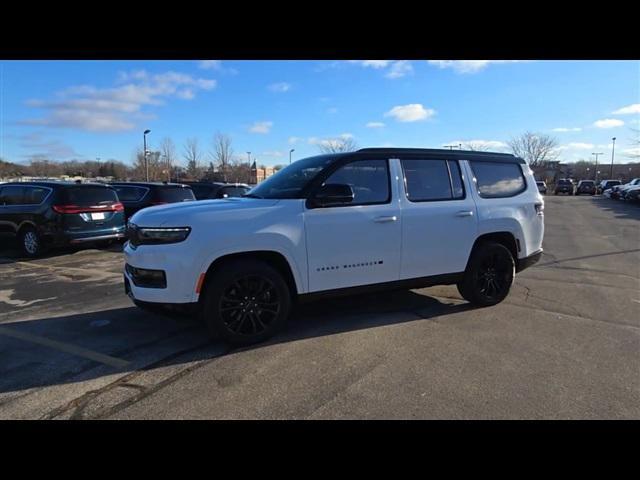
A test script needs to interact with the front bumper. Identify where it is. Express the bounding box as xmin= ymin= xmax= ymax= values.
xmin=516 ymin=249 xmax=543 ymax=272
